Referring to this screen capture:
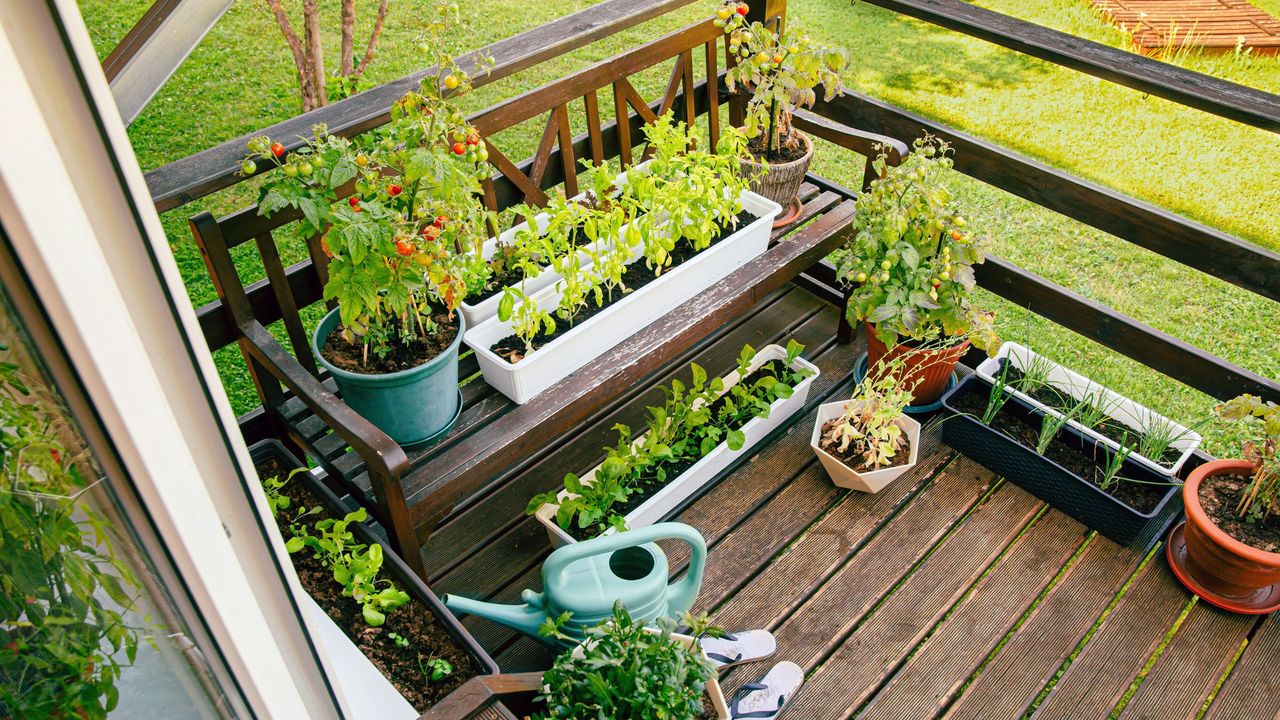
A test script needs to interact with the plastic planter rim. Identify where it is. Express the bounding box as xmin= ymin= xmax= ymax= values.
xmin=312 ymin=305 xmax=466 ymax=383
